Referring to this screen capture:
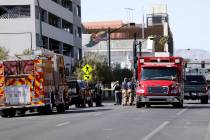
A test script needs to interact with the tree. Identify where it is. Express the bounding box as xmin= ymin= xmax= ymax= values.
xmin=74 ymin=53 xmax=111 ymax=84
xmin=21 ymin=48 xmax=32 ymax=55
xmin=0 ymin=47 xmax=9 ymax=60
